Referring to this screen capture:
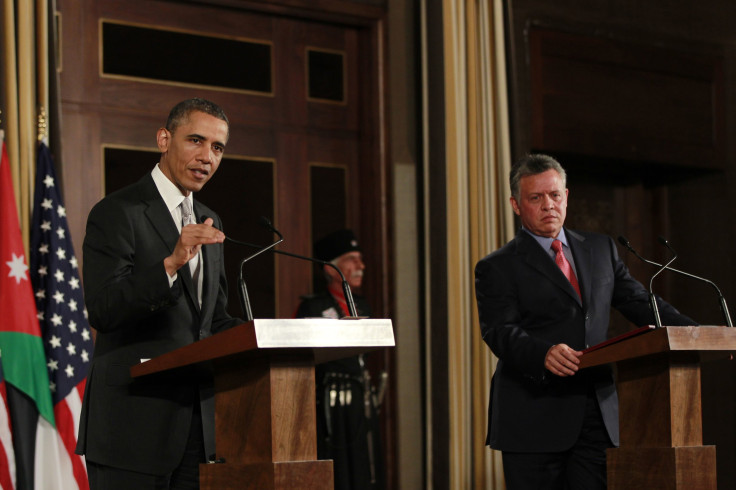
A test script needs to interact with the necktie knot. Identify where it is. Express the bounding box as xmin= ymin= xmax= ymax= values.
xmin=551 ymin=239 xmax=563 ymax=253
